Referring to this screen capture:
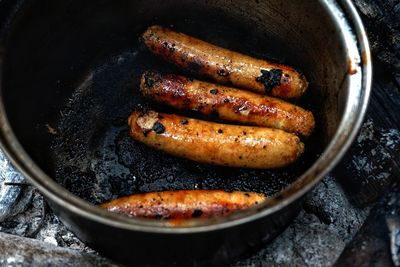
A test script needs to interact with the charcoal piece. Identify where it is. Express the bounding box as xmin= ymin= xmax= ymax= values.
xmin=0 ymin=232 xmax=116 ymax=267
xmin=334 ymin=182 xmax=400 ymax=267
